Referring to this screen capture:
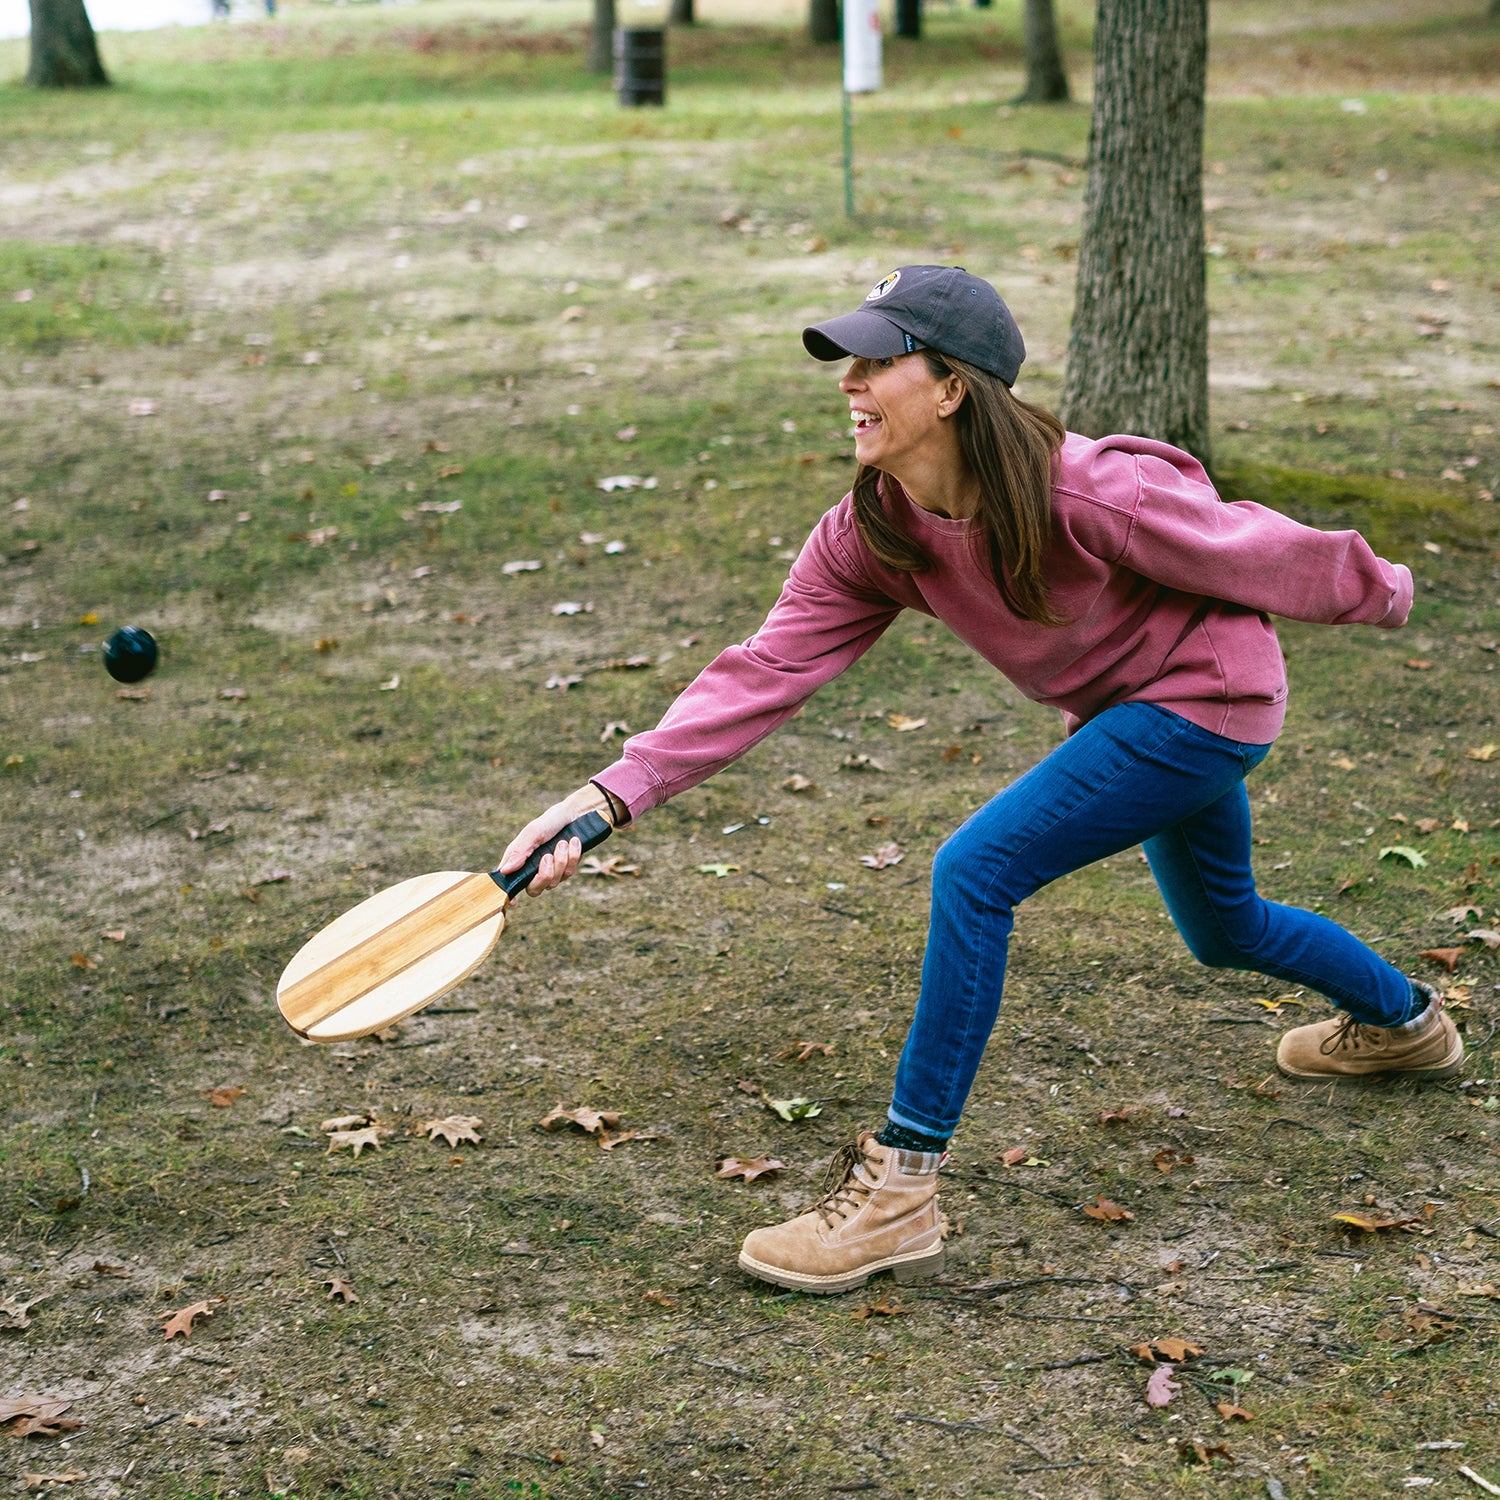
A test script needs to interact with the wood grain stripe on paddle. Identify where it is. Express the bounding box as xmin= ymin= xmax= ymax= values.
xmin=278 ymin=873 xmax=506 ymax=1033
